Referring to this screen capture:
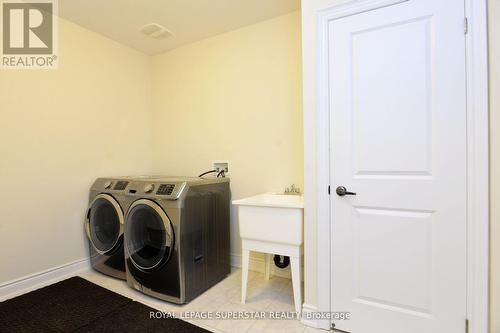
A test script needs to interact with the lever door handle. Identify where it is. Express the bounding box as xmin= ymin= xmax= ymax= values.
xmin=336 ymin=186 xmax=356 ymax=196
